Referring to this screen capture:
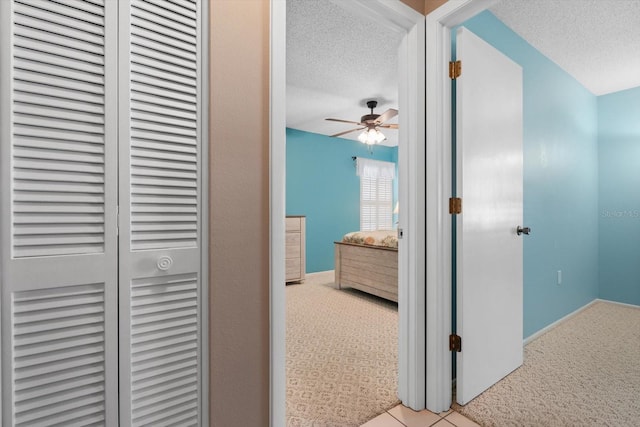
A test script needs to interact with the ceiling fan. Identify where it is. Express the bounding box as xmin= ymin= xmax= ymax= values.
xmin=325 ymin=100 xmax=398 ymax=145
